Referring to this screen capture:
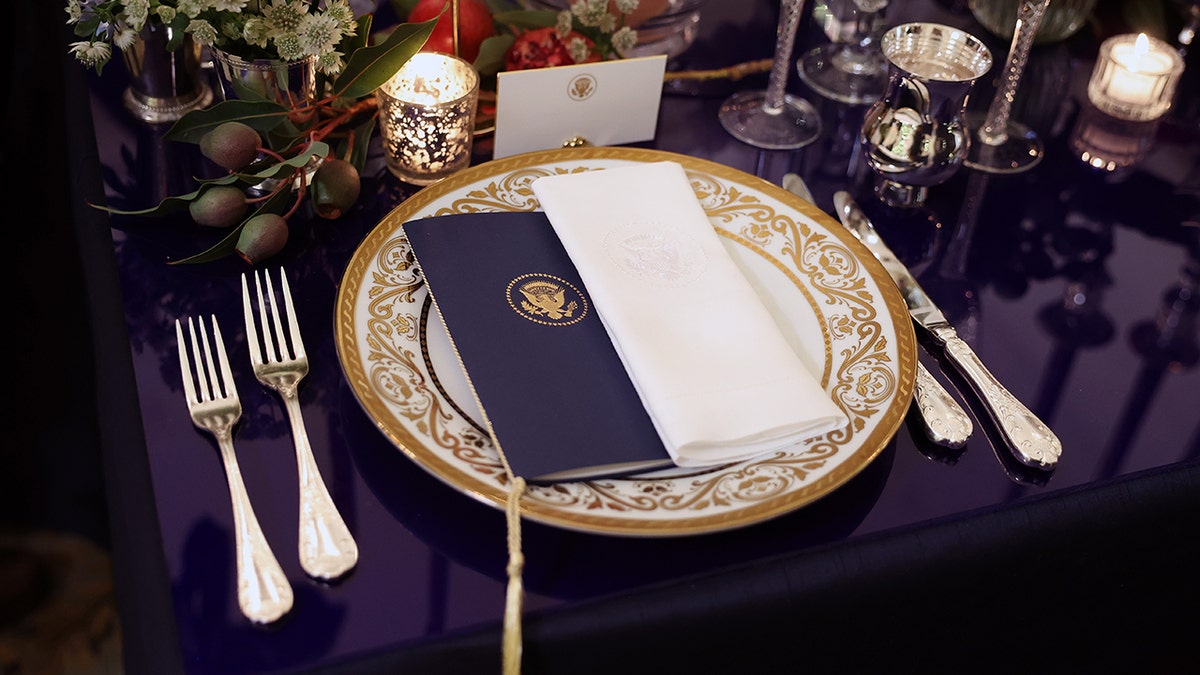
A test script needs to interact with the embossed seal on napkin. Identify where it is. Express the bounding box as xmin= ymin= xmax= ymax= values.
xmin=532 ymin=161 xmax=849 ymax=467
